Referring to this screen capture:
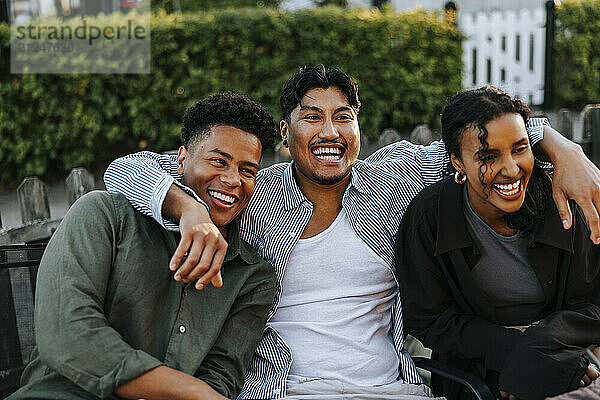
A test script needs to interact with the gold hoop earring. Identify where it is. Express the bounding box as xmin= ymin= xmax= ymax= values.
xmin=454 ymin=171 xmax=466 ymax=184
